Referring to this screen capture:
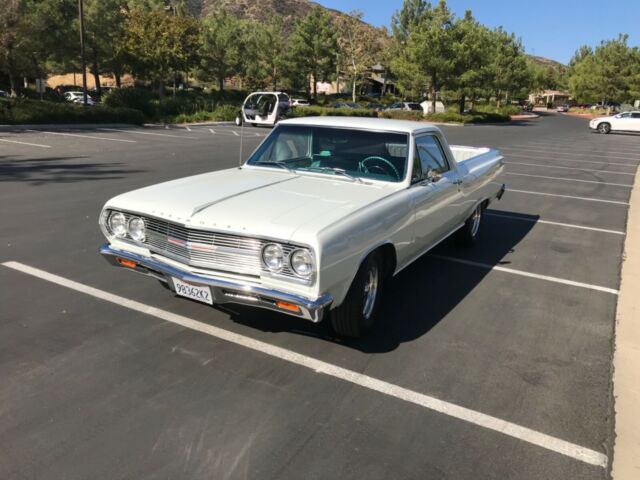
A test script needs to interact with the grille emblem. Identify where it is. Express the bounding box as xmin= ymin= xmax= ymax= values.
xmin=167 ymin=237 xmax=217 ymax=252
